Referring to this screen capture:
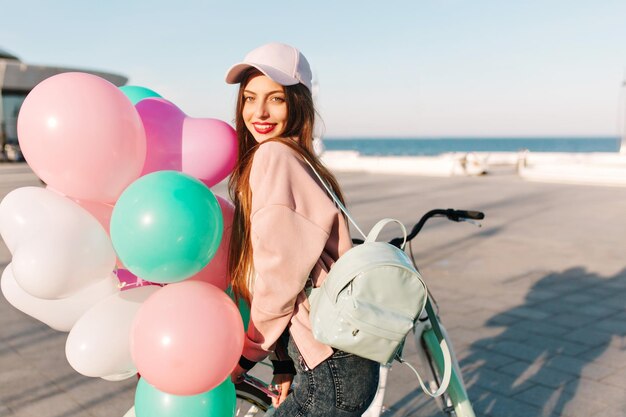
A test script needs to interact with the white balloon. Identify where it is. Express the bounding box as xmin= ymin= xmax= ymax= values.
xmin=1 ymin=266 xmax=120 ymax=332
xmin=65 ymin=286 xmax=160 ymax=379
xmin=0 ymin=188 xmax=43 ymax=253
xmin=0 ymin=187 xmax=116 ymax=299
xmin=123 ymin=406 xmax=135 ymax=417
